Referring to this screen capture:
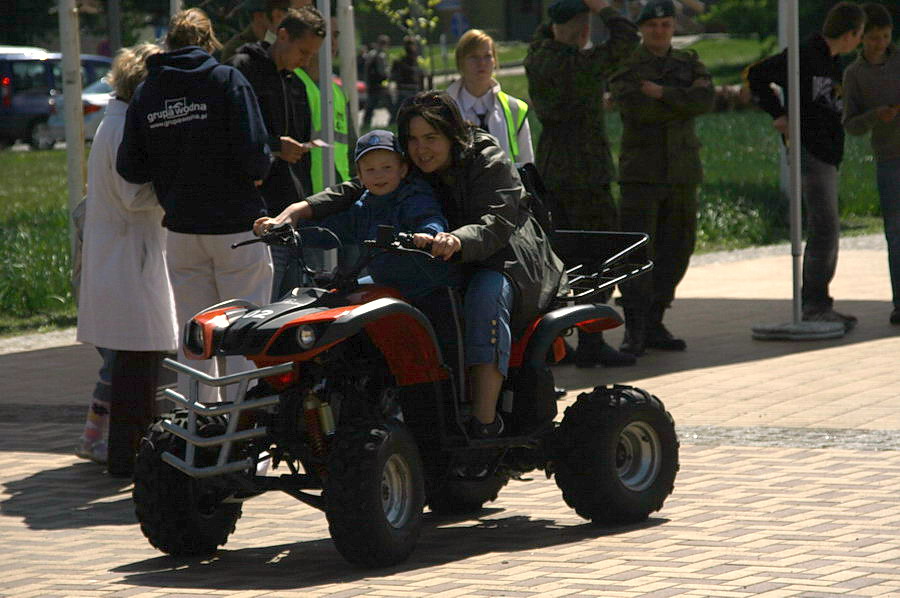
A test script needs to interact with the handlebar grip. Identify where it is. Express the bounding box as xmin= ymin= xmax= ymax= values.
xmin=395 ymin=232 xmax=421 ymax=250
xmin=231 ymin=237 xmax=264 ymax=249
